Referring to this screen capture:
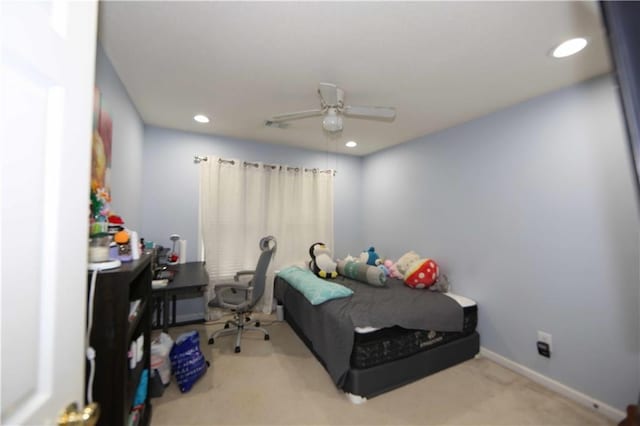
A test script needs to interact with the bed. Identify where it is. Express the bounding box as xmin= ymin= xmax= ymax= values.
xmin=274 ymin=270 xmax=479 ymax=400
